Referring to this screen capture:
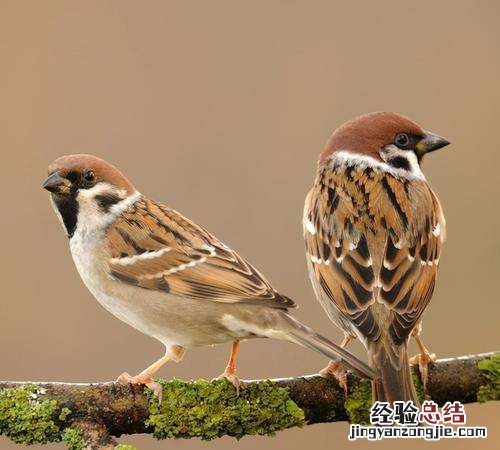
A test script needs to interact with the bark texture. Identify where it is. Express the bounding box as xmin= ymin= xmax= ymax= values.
xmin=0 ymin=352 xmax=497 ymax=449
